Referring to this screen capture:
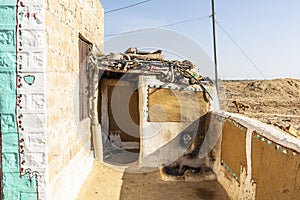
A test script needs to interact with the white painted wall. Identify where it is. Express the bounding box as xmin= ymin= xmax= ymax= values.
xmin=17 ymin=1 xmax=47 ymax=199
